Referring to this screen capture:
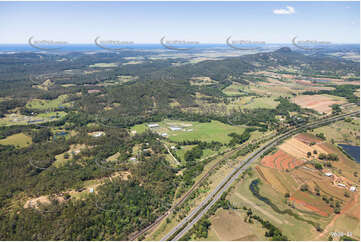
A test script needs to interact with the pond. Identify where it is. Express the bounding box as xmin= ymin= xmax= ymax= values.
xmin=338 ymin=144 xmax=360 ymax=163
